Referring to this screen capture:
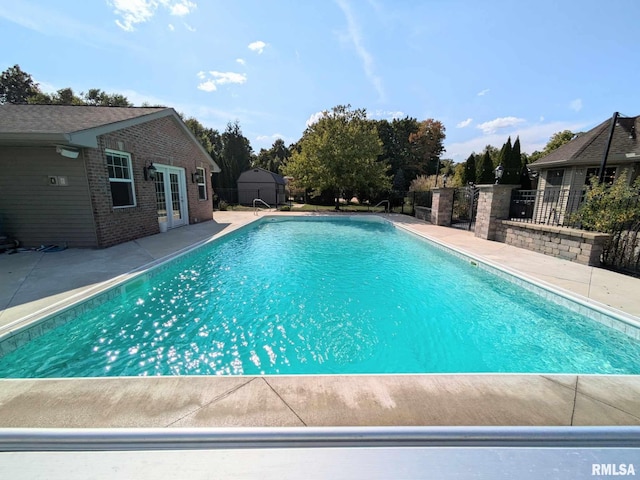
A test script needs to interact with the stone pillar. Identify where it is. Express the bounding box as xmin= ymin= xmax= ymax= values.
xmin=474 ymin=184 xmax=517 ymax=240
xmin=430 ymin=188 xmax=454 ymax=226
